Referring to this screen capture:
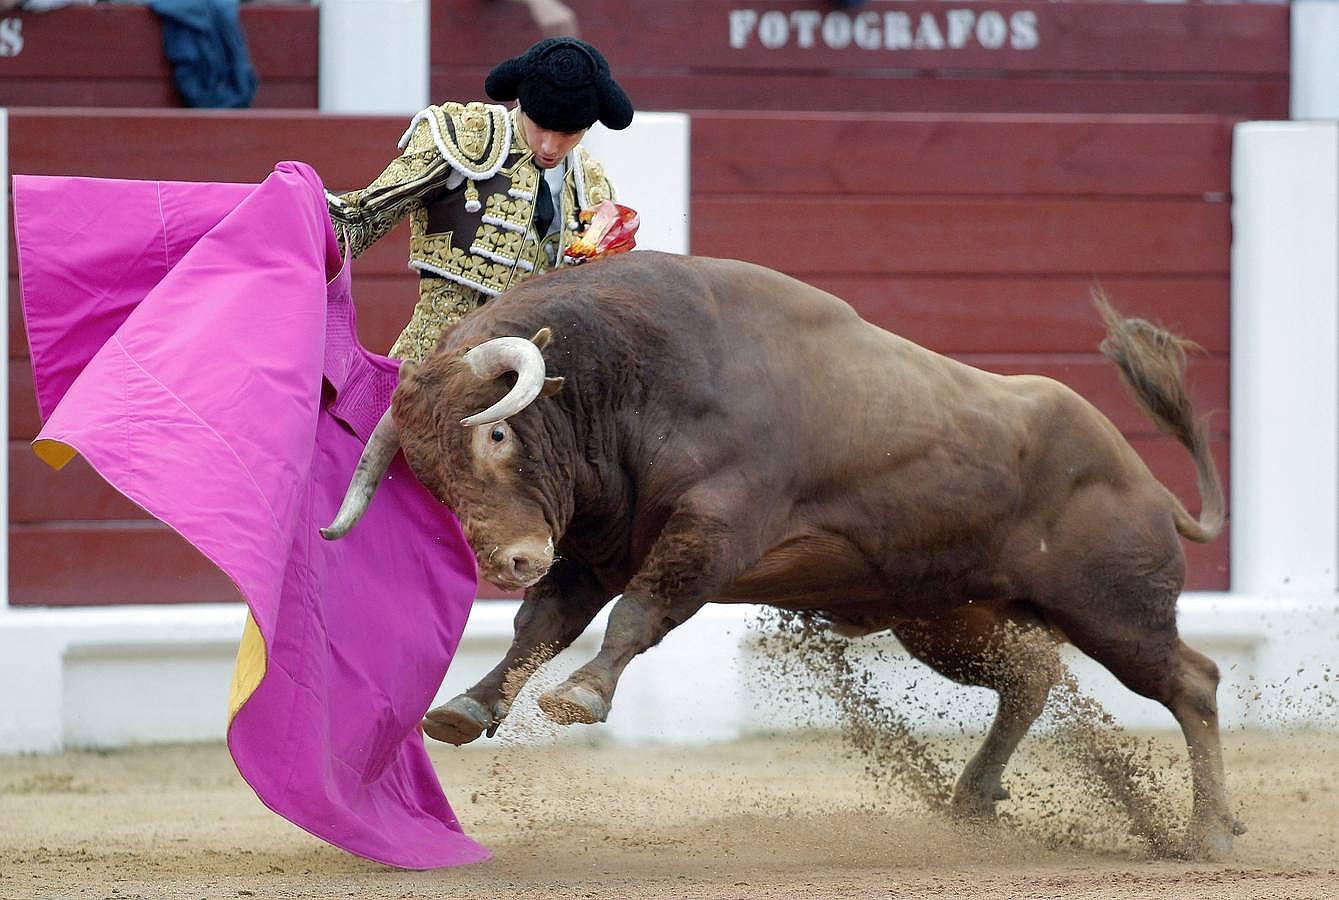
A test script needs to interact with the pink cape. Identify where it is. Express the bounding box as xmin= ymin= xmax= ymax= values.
xmin=13 ymin=161 xmax=491 ymax=869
